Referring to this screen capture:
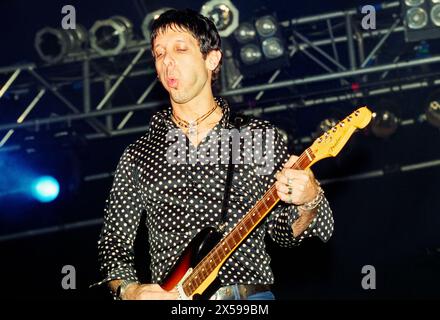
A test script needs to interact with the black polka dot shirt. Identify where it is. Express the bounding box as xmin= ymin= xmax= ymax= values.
xmin=95 ymin=97 xmax=334 ymax=290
